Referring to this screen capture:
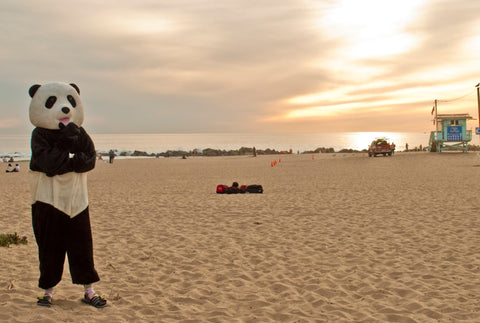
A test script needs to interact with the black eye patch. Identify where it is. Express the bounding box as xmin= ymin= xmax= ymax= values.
xmin=45 ymin=96 xmax=57 ymax=109
xmin=67 ymin=95 xmax=77 ymax=108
